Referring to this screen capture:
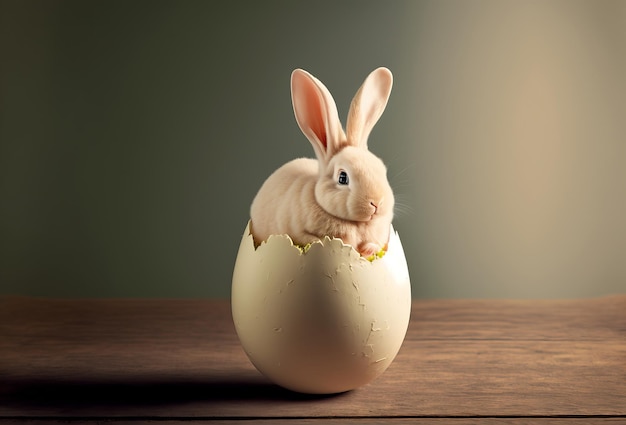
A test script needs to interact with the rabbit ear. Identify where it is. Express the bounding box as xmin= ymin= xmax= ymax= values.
xmin=291 ymin=69 xmax=345 ymax=163
xmin=346 ymin=67 xmax=393 ymax=148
